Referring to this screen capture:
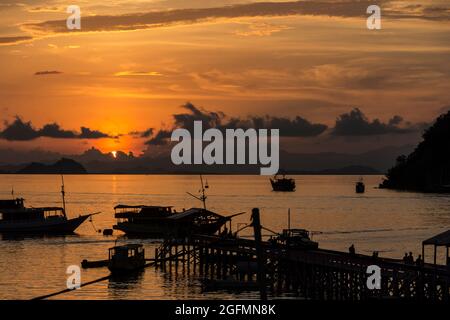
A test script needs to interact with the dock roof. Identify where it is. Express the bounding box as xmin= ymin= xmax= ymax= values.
xmin=423 ymin=230 xmax=450 ymax=247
